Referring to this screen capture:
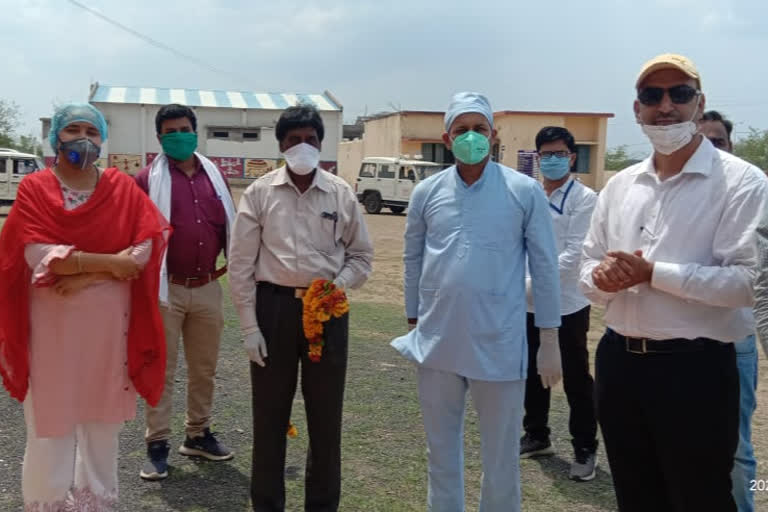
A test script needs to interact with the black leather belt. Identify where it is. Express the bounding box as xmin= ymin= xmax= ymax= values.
xmin=607 ymin=329 xmax=725 ymax=354
xmin=258 ymin=281 xmax=308 ymax=299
